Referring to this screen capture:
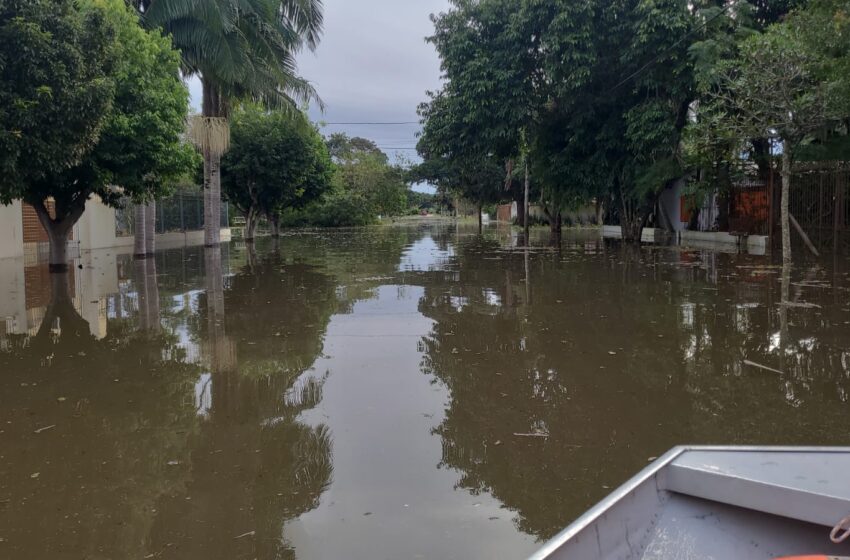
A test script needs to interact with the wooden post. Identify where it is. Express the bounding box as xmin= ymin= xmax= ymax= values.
xmin=790 ymin=213 xmax=820 ymax=257
xmin=836 ymin=177 xmax=844 ymax=256
xmin=818 ymin=173 xmax=823 ymax=248
xmin=768 ymin=164 xmax=774 ymax=253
